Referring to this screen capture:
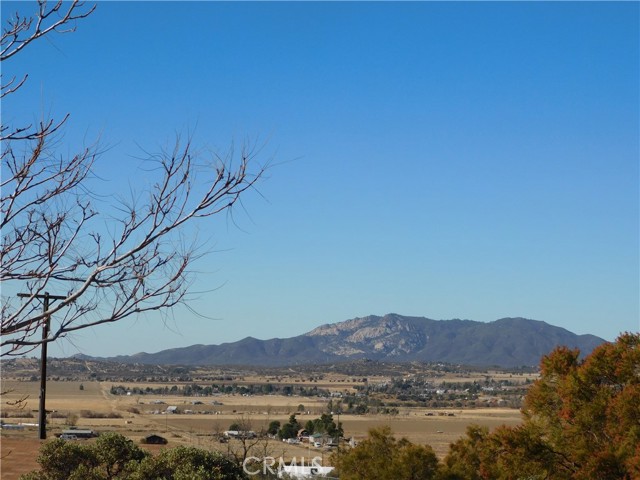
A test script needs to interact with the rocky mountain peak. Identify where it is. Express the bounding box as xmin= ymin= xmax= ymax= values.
xmin=83 ymin=314 xmax=607 ymax=368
